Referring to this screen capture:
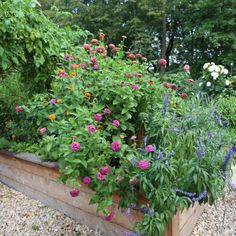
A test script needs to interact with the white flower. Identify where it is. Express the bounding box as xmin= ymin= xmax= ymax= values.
xmin=208 ymin=64 xmax=217 ymax=72
xmin=203 ymin=63 xmax=210 ymax=69
xmin=211 ymin=71 xmax=219 ymax=80
xmin=223 ymin=68 xmax=229 ymax=75
xmin=225 ymin=80 xmax=231 ymax=86
xmin=206 ymin=82 xmax=211 ymax=87
xmin=214 ymin=66 xmax=221 ymax=73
